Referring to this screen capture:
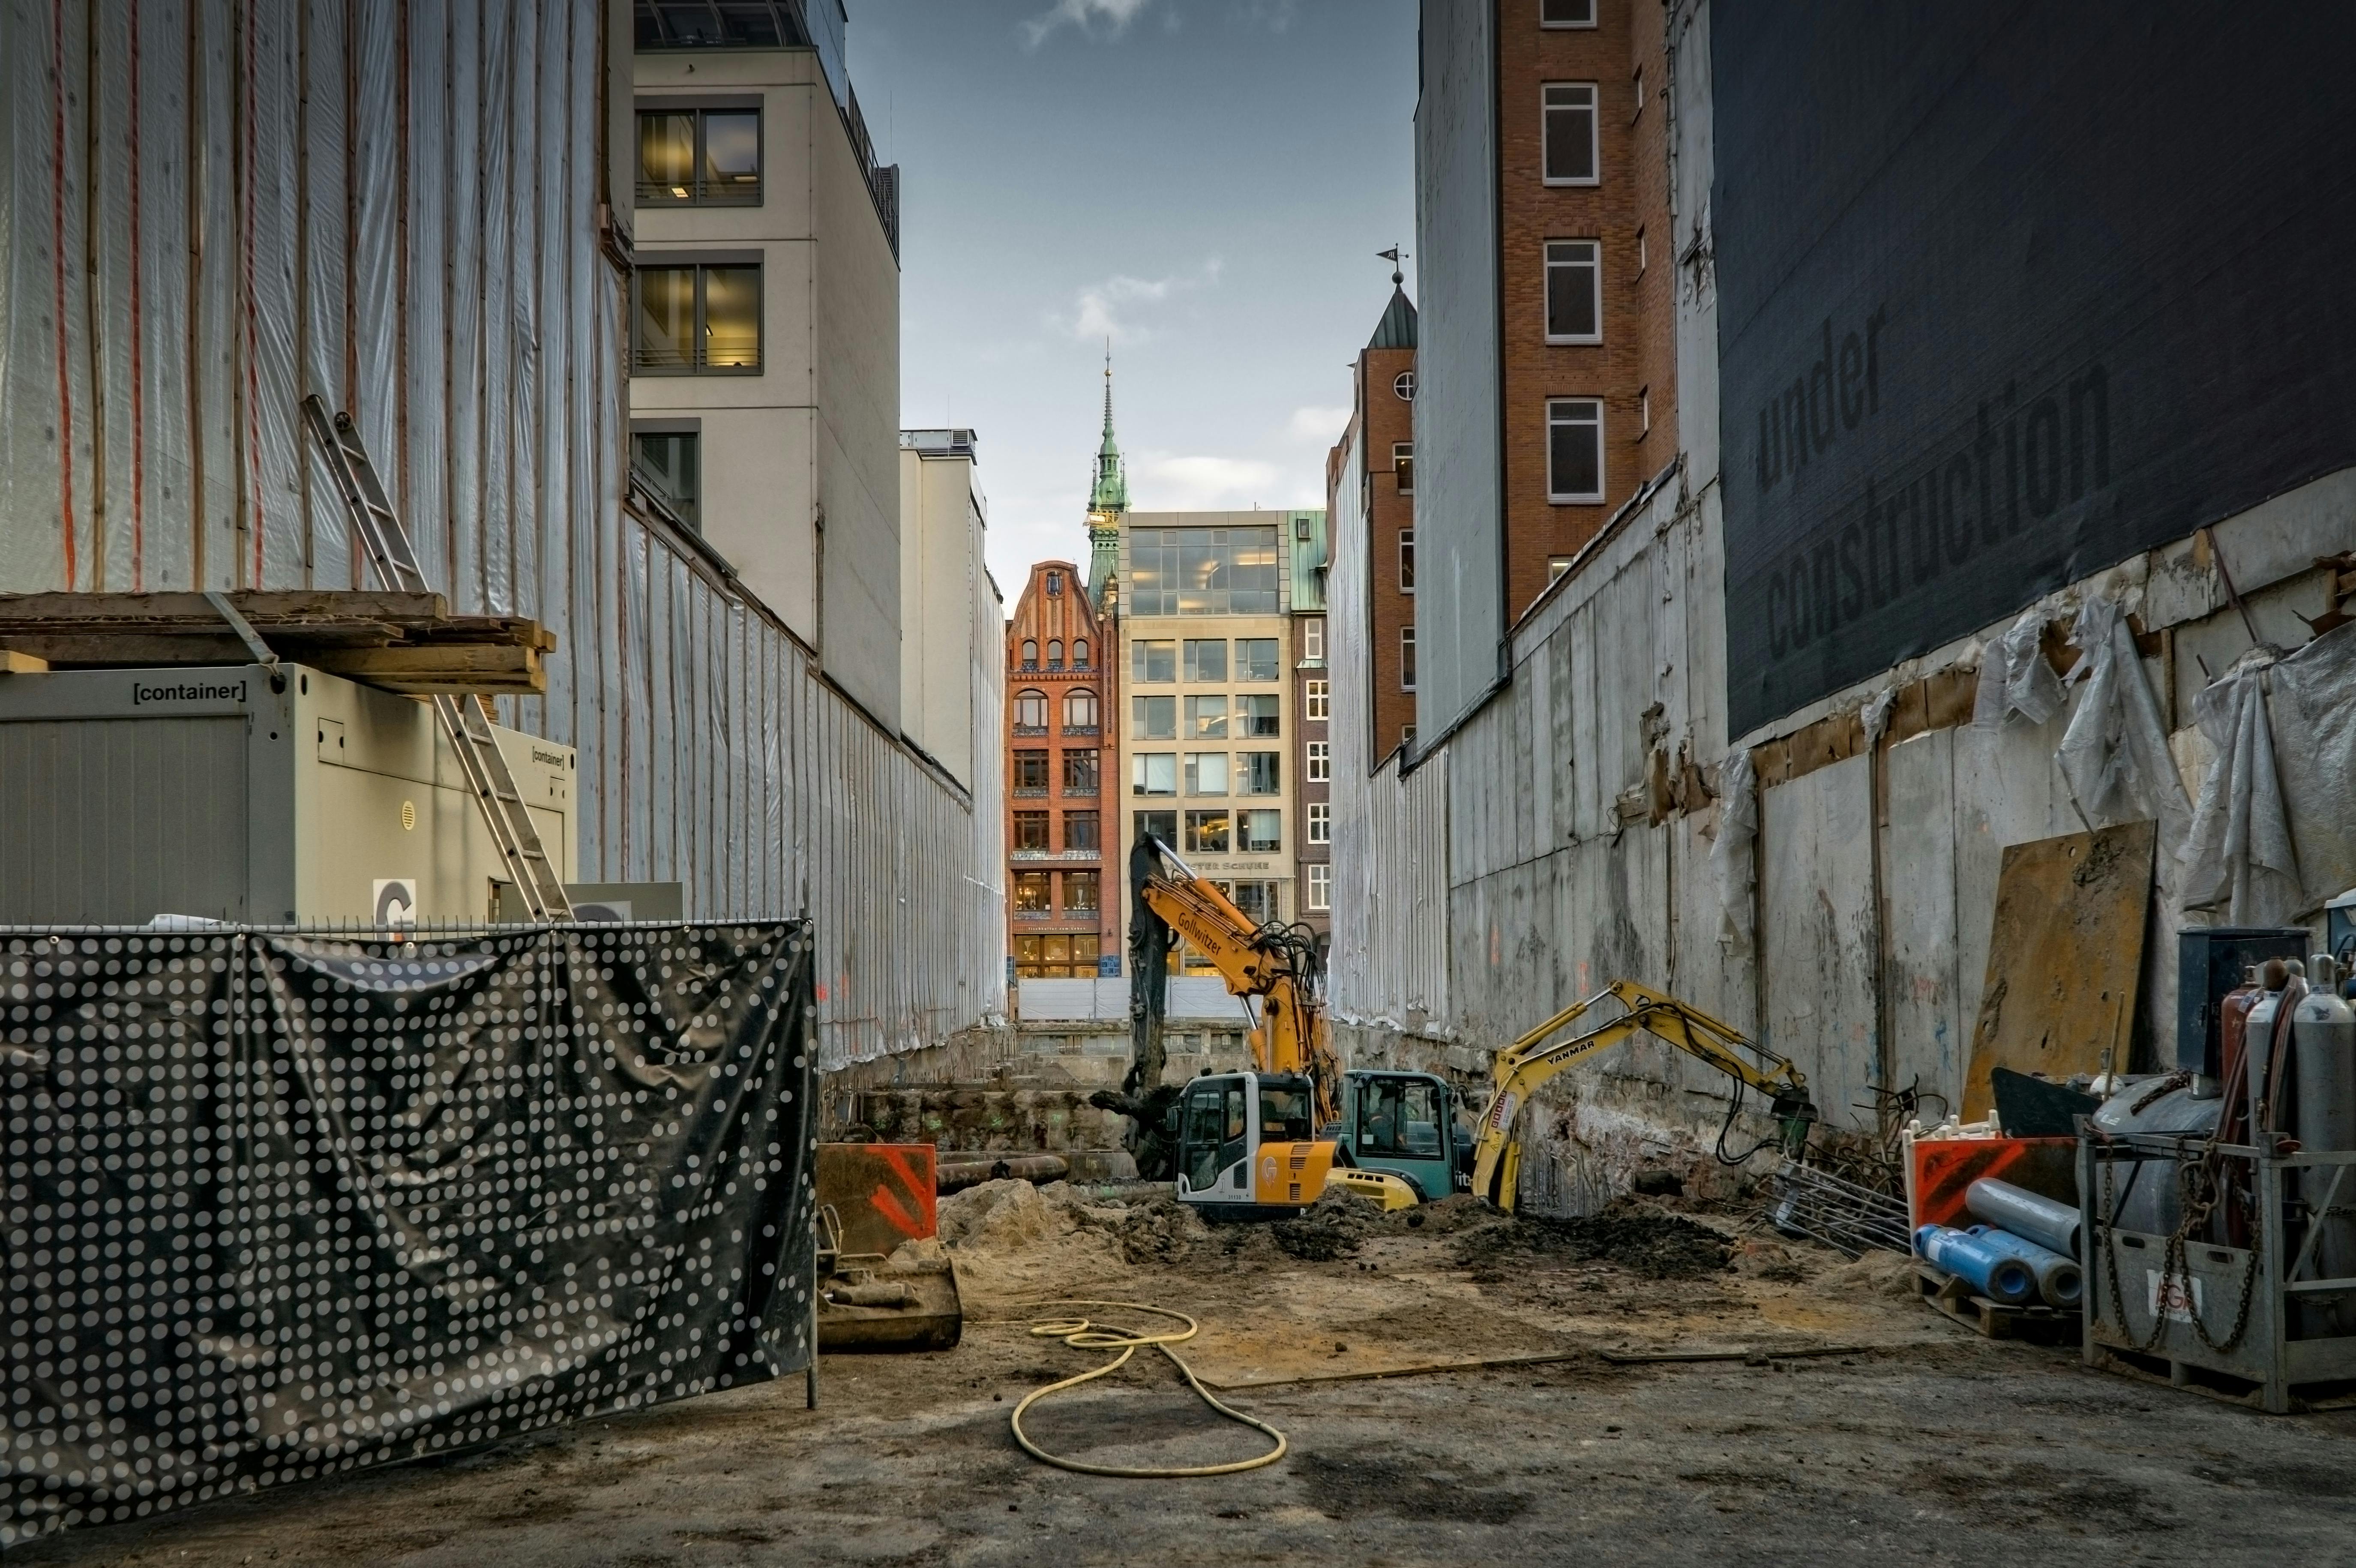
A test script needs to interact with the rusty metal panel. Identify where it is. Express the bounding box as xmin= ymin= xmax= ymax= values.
xmin=1962 ymin=821 xmax=2155 ymax=1120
